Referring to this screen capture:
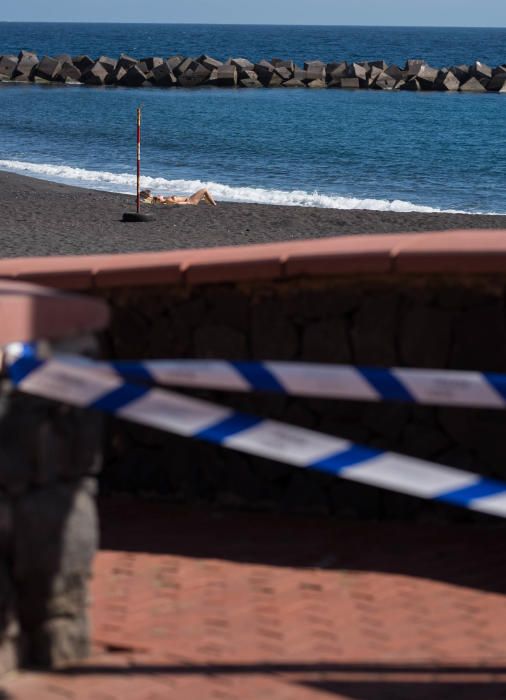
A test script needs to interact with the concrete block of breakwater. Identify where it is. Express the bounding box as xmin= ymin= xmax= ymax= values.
xmin=370 ymin=59 xmax=388 ymax=71
xmin=417 ymin=65 xmax=439 ymax=90
xmin=304 ymin=60 xmax=326 ymax=81
xmin=13 ymin=50 xmax=38 ymax=80
xmin=140 ymin=57 xmax=163 ymax=71
xmin=240 ymin=77 xmax=262 ymax=87
xmin=272 ymin=58 xmax=295 ymax=72
xmin=451 ymin=64 xmax=470 ymax=82
xmin=373 ymin=72 xmax=397 ymax=90
xmin=437 ymin=69 xmax=460 ymax=91
xmin=307 ymin=78 xmax=325 ymax=88
xmin=59 ymin=61 xmax=81 ymax=82
xmin=72 ymin=55 xmax=94 ymax=73
xmin=275 ymin=66 xmax=293 ymax=81
xmin=213 ymin=64 xmax=237 ymax=86
xmin=486 ymin=73 xmax=506 ymax=91
xmin=400 ymin=77 xmax=421 ymax=90
xmin=178 ymin=65 xmax=211 ymax=87
xmin=326 ymin=61 xmax=347 ymax=80
xmin=0 ymin=55 xmax=18 ymax=79
xmin=471 ymin=61 xmax=492 ymax=80
xmin=117 ymin=54 xmax=138 ymax=72
xmin=340 ymin=77 xmax=360 ymax=89
xmin=254 ymin=59 xmax=276 ymax=84
xmin=97 ymin=56 xmax=117 ymax=73
xmin=231 ymin=57 xmax=255 ymax=72
xmin=81 ymin=62 xmax=110 ymax=85
xmin=167 ymin=55 xmax=184 ymax=71
xmin=282 ymin=77 xmax=305 ymax=88
xmin=404 ymin=59 xmax=427 ymax=76
xmin=348 ymin=62 xmax=368 ymax=86
xmin=119 ymin=65 xmax=148 ymax=87
xmin=151 ymin=61 xmax=177 ymax=86
xmin=460 ymin=76 xmax=487 ymax=92
xmin=198 ymin=54 xmax=223 ymax=71
xmin=173 ymin=57 xmax=193 ymax=76
xmin=385 ymin=64 xmax=404 ymax=81
xmin=34 ymin=56 xmax=62 ymax=81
